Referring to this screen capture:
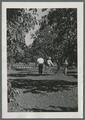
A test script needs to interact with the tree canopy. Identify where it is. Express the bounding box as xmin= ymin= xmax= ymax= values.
xmin=7 ymin=8 xmax=77 ymax=66
xmin=7 ymin=9 xmax=38 ymax=63
xmin=30 ymin=8 xmax=77 ymax=65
